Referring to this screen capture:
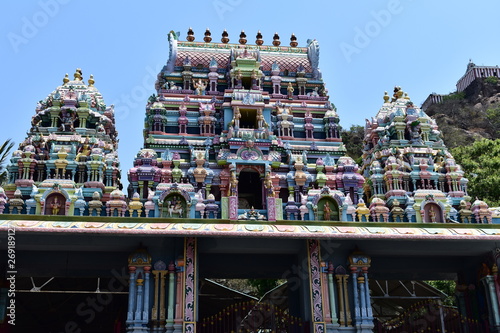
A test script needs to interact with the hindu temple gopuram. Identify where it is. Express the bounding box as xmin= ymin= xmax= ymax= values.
xmin=2 ymin=29 xmax=500 ymax=333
